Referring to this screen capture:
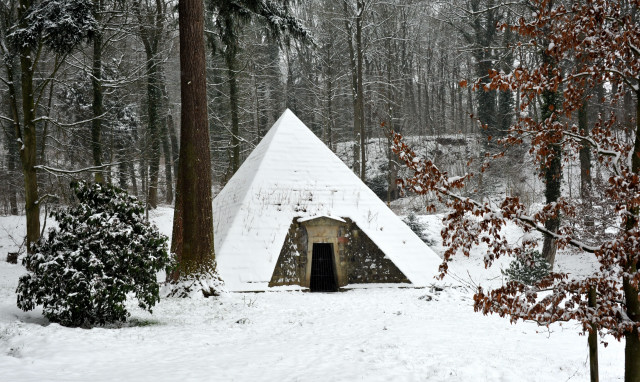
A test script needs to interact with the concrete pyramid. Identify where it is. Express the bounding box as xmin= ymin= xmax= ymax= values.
xmin=213 ymin=109 xmax=441 ymax=291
